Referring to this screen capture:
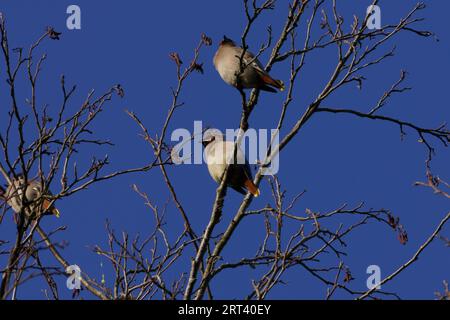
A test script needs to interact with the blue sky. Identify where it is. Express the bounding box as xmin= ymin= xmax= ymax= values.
xmin=0 ymin=1 xmax=448 ymax=299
